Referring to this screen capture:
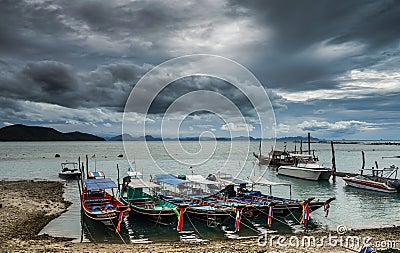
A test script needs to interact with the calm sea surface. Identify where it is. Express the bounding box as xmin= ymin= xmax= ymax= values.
xmin=0 ymin=141 xmax=399 ymax=243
